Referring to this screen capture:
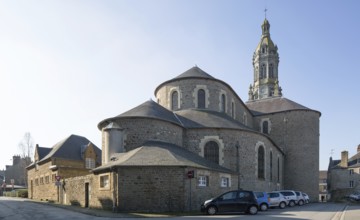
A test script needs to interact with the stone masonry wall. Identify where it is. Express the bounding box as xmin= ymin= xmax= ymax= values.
xmin=155 ymin=78 xmax=254 ymax=127
xmin=254 ymin=110 xmax=320 ymax=201
xmin=112 ymin=118 xmax=183 ymax=151
xmin=184 ymin=128 xmax=284 ymax=192
xmin=117 ymin=166 xmax=238 ymax=212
